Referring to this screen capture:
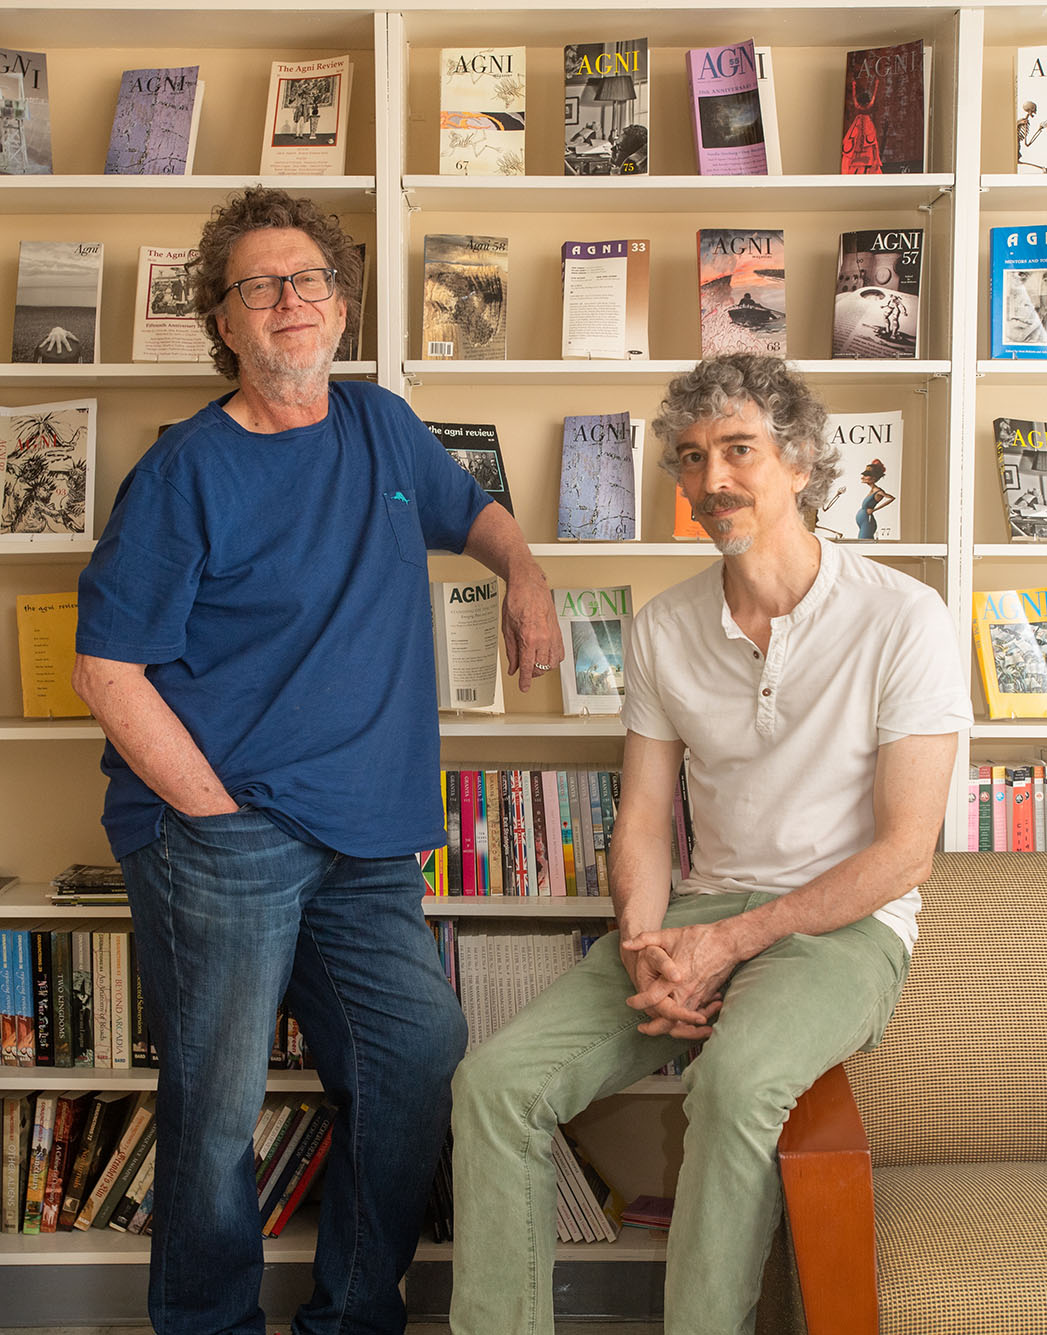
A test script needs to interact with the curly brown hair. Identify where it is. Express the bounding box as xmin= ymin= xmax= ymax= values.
xmin=187 ymin=185 xmax=363 ymax=381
